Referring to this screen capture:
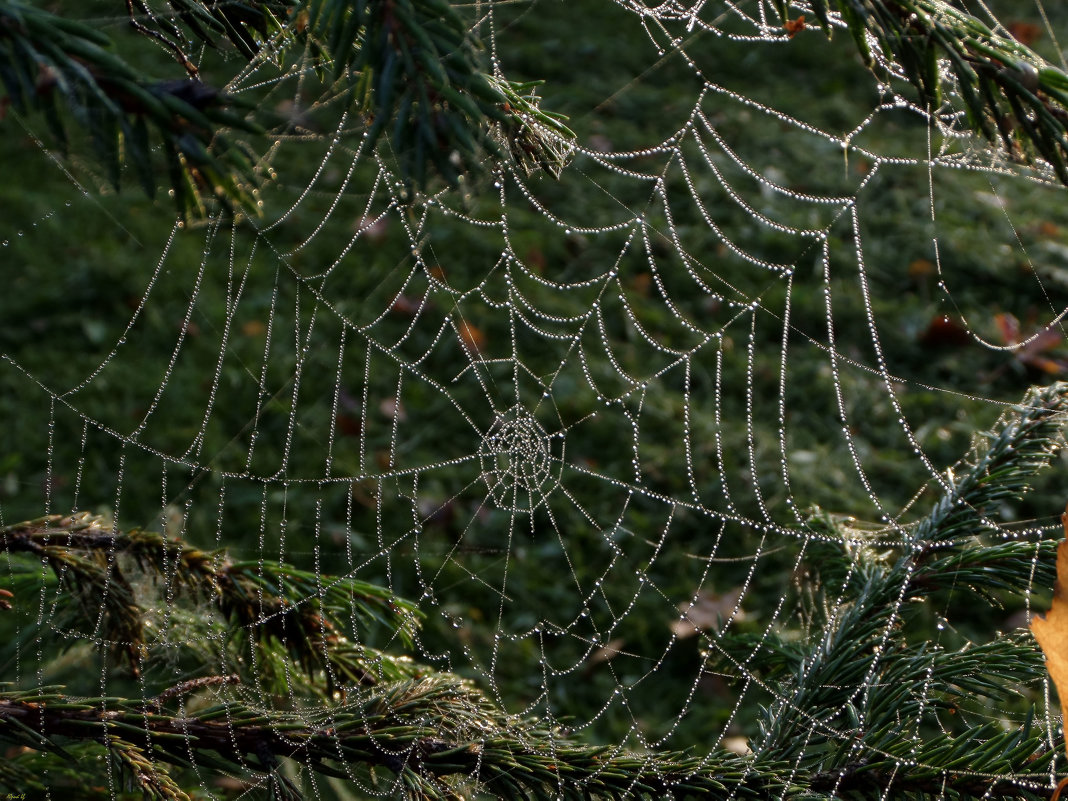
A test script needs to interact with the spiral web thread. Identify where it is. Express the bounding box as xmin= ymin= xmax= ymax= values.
xmin=3 ymin=0 xmax=1068 ymax=797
